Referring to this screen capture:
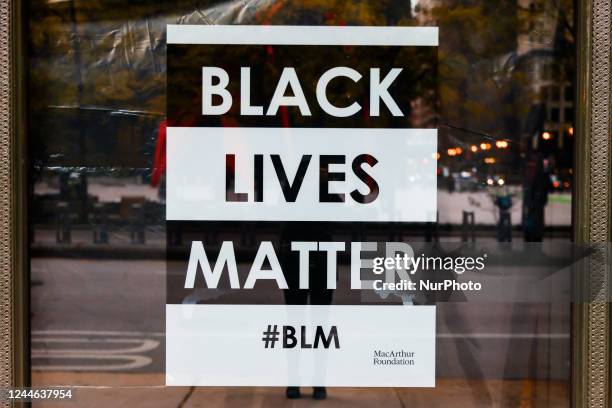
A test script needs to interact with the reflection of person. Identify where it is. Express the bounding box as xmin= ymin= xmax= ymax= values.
xmin=280 ymin=222 xmax=333 ymax=400
xmin=151 ymin=119 xmax=169 ymax=204
xmin=523 ymin=154 xmax=552 ymax=242
xmin=491 ymin=186 xmax=514 ymax=242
